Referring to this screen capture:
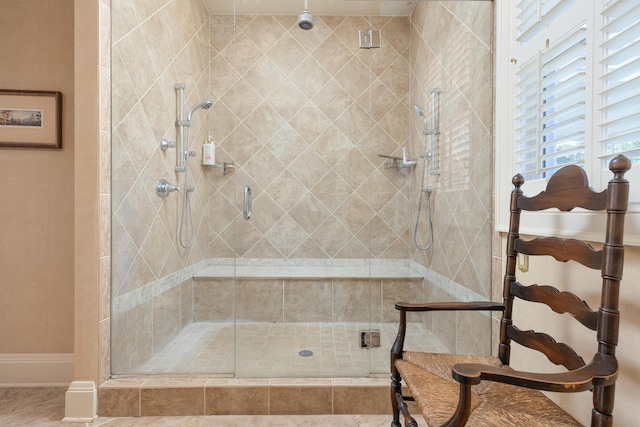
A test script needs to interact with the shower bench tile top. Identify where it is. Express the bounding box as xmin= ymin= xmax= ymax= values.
xmin=193 ymin=258 xmax=424 ymax=279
